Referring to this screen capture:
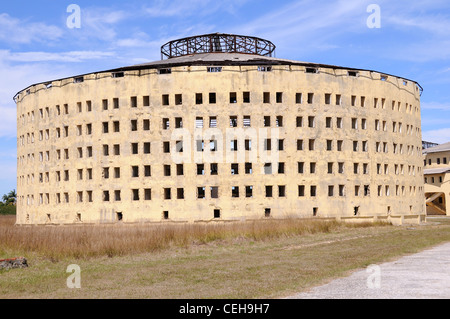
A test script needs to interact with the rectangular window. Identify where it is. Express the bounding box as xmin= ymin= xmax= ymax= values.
xmin=310 ymin=186 xmax=317 ymax=197
xmin=177 ymin=164 xmax=184 ymax=176
xmin=132 ymin=189 xmax=140 ymax=201
xmin=232 ymin=186 xmax=239 ymax=198
xmin=211 ymin=186 xmax=219 ymax=199
xmin=197 ymin=164 xmax=205 ymax=175
xmin=143 ymin=119 xmax=150 ymax=131
xmin=164 ymin=188 xmax=171 ymax=200
xmin=112 ymin=190 xmax=120 ymax=202
xmin=278 ymin=185 xmax=286 ymax=197
xmin=243 ymin=116 xmax=251 ymax=127
xmin=143 ymin=189 xmax=151 ymax=201
xmin=229 ymin=92 xmax=237 ymax=103
xmin=243 ymin=92 xmax=250 ymax=103
xmin=328 ymin=185 xmax=334 ymax=197
xmin=175 ymin=117 xmax=183 ymax=128
xmin=113 ymin=98 xmax=119 ymax=109
xmin=209 ymin=116 xmax=217 ymax=128
xmin=309 ymin=139 xmax=315 ymax=151
xmin=114 ymin=167 xmax=120 ymax=179
xmin=265 ymin=185 xmax=273 ymax=198
xmin=276 ymin=92 xmax=283 ymax=103
xmin=231 ymin=163 xmax=239 ymax=175
xmin=131 ymin=143 xmax=138 ymax=154
xmin=230 ymin=116 xmax=238 ymax=127
xmin=245 ymin=162 xmax=252 ymax=174
xmin=162 ymin=94 xmax=169 ymax=106
xmin=113 ymin=121 xmax=120 ymax=132
xmin=144 ymin=142 xmax=151 ymax=154
xmin=162 ymin=118 xmax=169 ymax=130
xmin=164 ymin=165 xmax=171 ymax=176
xmin=297 ymin=139 xmax=304 ymax=151
xmin=196 ymin=93 xmax=203 ymax=105
xmin=130 ymin=96 xmax=137 ymax=108
xmin=298 ymin=185 xmax=305 ymax=197
xmin=207 ymin=67 xmax=222 ymax=73
xmin=196 ymin=117 xmax=204 ymax=128
xmin=210 ymin=163 xmax=218 ymax=175
xmin=177 ymin=188 xmax=184 ymax=199
xmin=197 ymin=187 xmax=206 ymax=199
xmin=276 ymin=116 xmax=283 ymax=127
xmin=144 ymin=165 xmax=151 ymax=177
xmin=143 ymin=96 xmax=150 ymax=107
xmin=132 ymin=166 xmax=139 ymax=177
xmin=209 ymin=92 xmax=216 ymax=104
xmin=159 ymin=67 xmax=173 ymax=75
xmin=163 ymin=141 xmax=170 ymax=153
xmin=175 ymin=94 xmax=182 ymax=105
